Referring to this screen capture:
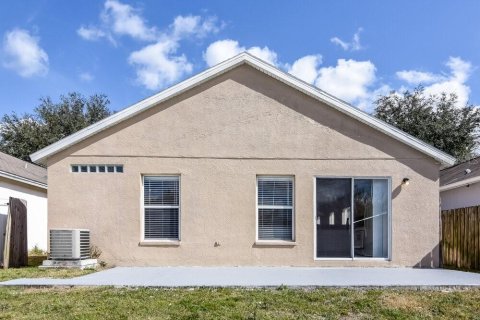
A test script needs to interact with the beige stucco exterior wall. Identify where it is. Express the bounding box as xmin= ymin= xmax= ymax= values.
xmin=47 ymin=65 xmax=441 ymax=267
